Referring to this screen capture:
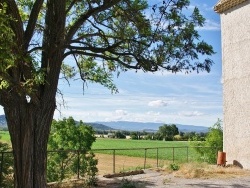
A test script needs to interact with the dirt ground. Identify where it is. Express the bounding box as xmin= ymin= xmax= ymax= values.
xmin=95 ymin=154 xmax=250 ymax=188
xmin=49 ymin=154 xmax=250 ymax=187
xmin=96 ymin=169 xmax=250 ymax=188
